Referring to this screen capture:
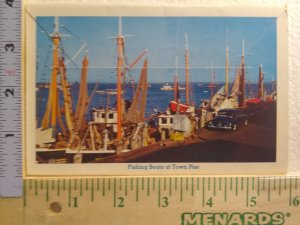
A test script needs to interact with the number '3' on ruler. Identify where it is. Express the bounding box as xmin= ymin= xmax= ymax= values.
xmin=0 ymin=0 xmax=22 ymax=197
